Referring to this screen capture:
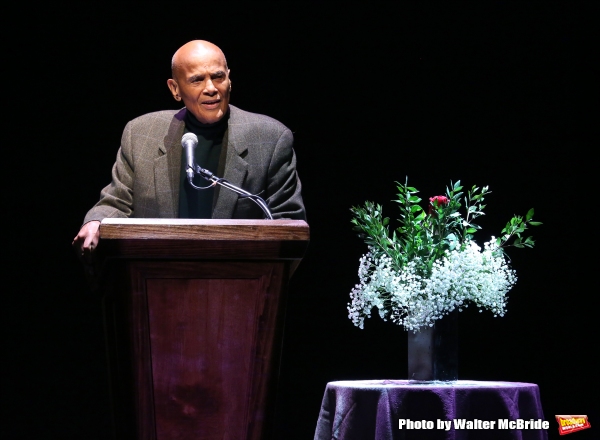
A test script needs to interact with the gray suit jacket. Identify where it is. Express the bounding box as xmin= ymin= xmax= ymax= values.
xmin=84 ymin=105 xmax=305 ymax=223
